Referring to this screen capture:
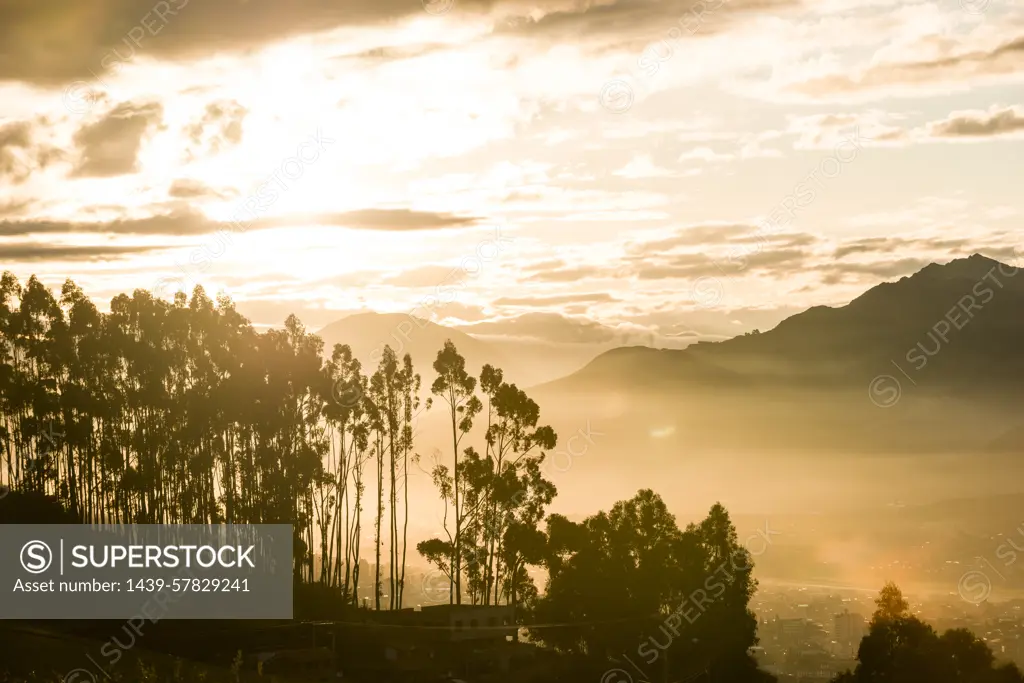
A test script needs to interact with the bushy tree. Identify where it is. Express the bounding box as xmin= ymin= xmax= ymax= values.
xmin=833 ymin=583 xmax=1024 ymax=683
xmin=419 ymin=353 xmax=558 ymax=608
xmin=532 ymin=491 xmax=768 ymax=682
